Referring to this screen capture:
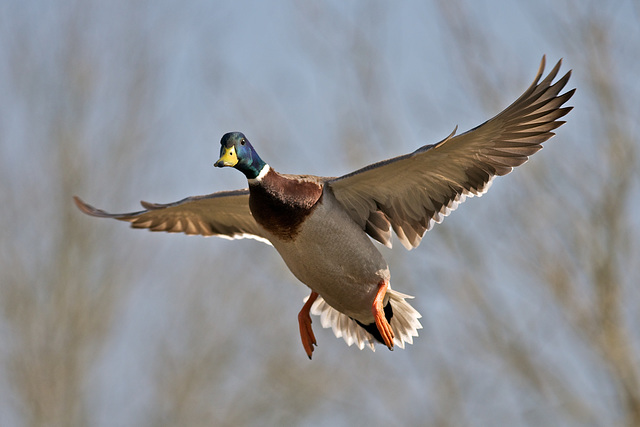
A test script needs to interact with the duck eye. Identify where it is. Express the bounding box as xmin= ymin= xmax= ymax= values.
xmin=240 ymin=139 xmax=246 ymax=145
